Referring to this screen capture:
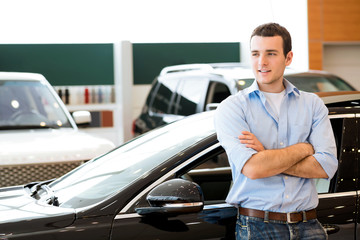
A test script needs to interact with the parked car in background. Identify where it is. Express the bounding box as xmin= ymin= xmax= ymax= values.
xmin=0 ymin=72 xmax=115 ymax=187
xmin=1 ymin=92 xmax=359 ymax=239
xmin=133 ymin=63 xmax=355 ymax=136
